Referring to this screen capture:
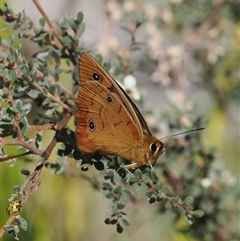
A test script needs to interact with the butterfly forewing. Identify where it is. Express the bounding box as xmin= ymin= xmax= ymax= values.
xmin=79 ymin=53 xmax=152 ymax=137
xmin=75 ymin=81 xmax=142 ymax=158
